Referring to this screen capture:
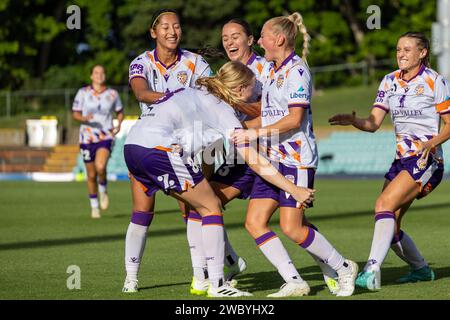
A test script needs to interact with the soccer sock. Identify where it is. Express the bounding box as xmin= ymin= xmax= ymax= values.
xmin=306 ymin=224 xmax=338 ymax=279
xmin=202 ymin=213 xmax=225 ymax=288
xmin=98 ymin=181 xmax=107 ymax=194
xmin=125 ymin=211 xmax=154 ymax=281
xmin=224 ymin=230 xmax=239 ymax=267
xmin=89 ymin=194 xmax=99 ymax=209
xmin=391 ymin=230 xmax=427 ymax=270
xmin=364 ymin=211 xmax=396 ymax=272
xmin=299 ymin=226 xmax=346 ymax=272
xmin=187 ymin=211 xmax=207 ymax=281
xmin=255 ymin=231 xmax=304 ymax=283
